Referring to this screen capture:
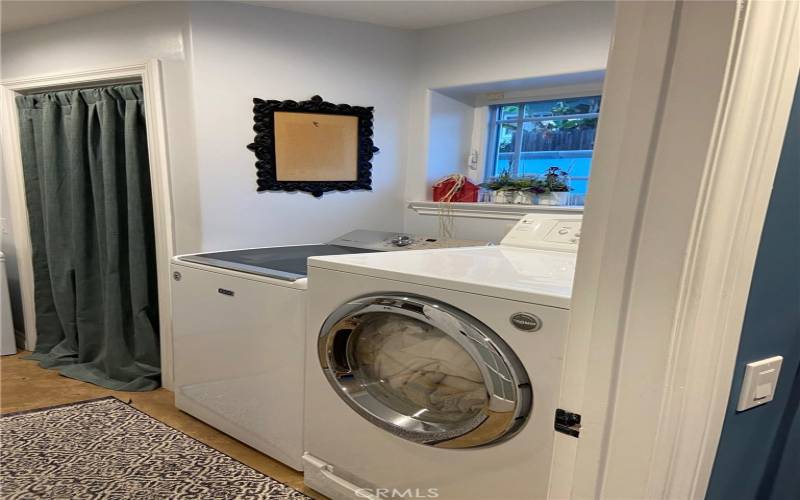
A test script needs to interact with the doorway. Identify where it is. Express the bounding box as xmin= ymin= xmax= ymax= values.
xmin=0 ymin=61 xmax=175 ymax=389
